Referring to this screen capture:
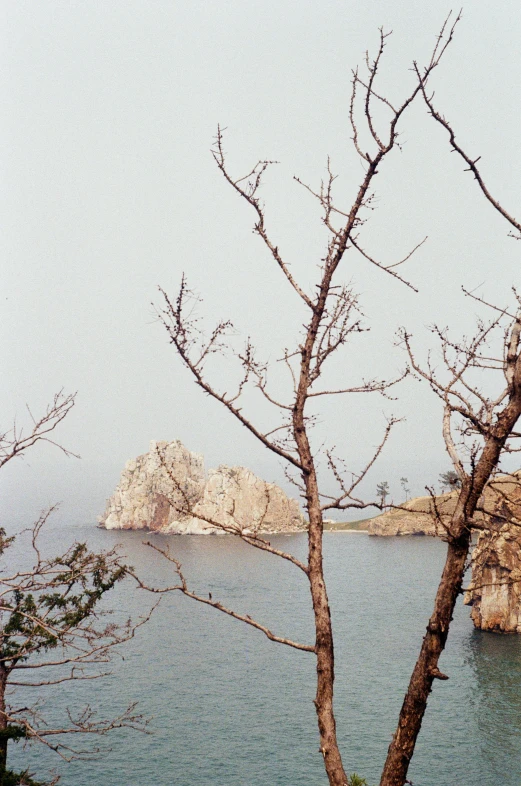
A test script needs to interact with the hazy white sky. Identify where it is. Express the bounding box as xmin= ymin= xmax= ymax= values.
xmin=2 ymin=0 xmax=521 ymax=525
